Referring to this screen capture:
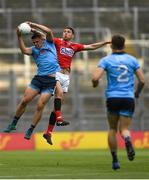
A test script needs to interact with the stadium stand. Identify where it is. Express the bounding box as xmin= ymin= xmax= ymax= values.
xmin=0 ymin=0 xmax=149 ymax=132
xmin=0 ymin=13 xmax=6 ymax=28
xmin=129 ymin=0 xmax=149 ymax=7
xmin=139 ymin=11 xmax=149 ymax=34
xmin=67 ymin=0 xmax=93 ymax=8
xmin=3 ymin=0 xmax=32 ymax=8
xmin=41 ymin=12 xmax=68 ymax=28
